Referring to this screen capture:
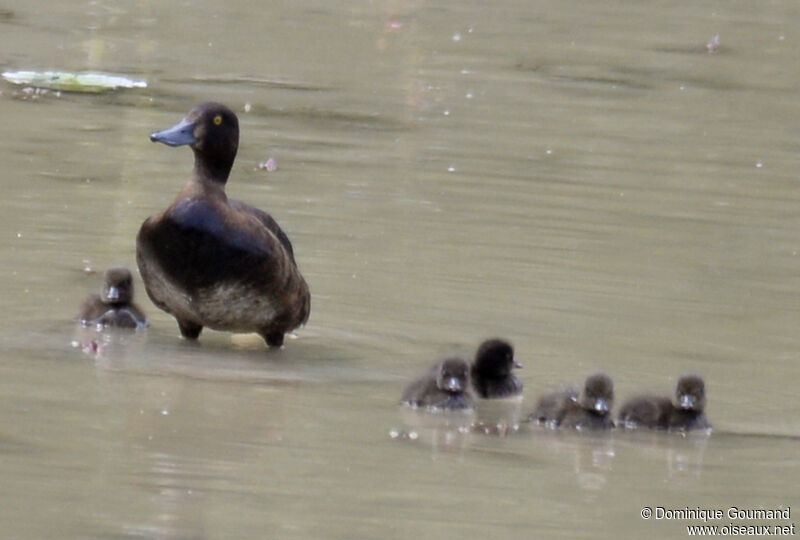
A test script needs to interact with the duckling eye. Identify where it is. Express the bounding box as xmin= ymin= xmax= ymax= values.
xmin=213 ymin=115 xmax=223 ymax=126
